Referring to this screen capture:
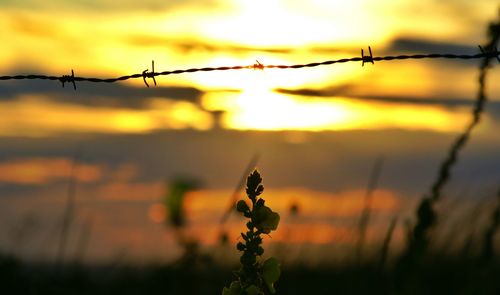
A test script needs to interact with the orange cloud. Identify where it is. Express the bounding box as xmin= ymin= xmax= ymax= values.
xmin=0 ymin=157 xmax=102 ymax=185
xmin=275 ymin=188 xmax=401 ymax=217
xmin=107 ymin=163 xmax=139 ymax=182
xmin=96 ymin=181 xmax=164 ymax=201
